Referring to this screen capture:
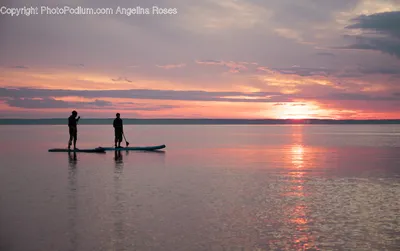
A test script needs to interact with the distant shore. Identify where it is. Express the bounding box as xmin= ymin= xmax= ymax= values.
xmin=1 ymin=118 xmax=400 ymax=125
